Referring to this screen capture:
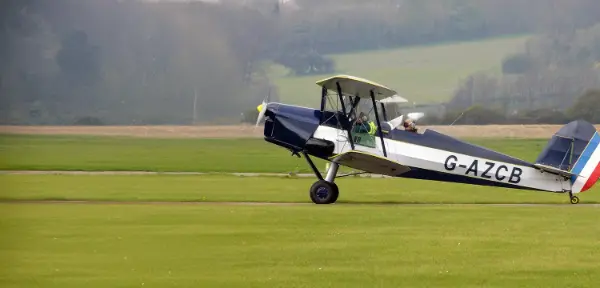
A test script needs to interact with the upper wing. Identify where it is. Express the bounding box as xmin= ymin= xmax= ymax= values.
xmin=330 ymin=150 xmax=411 ymax=177
xmin=315 ymin=74 xmax=397 ymax=100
